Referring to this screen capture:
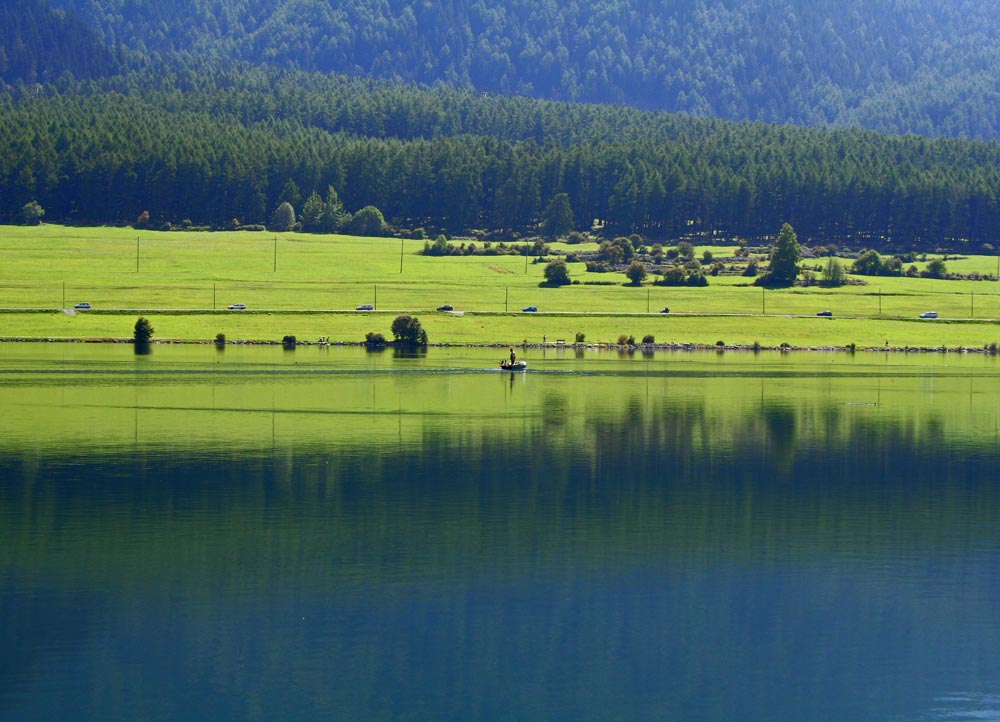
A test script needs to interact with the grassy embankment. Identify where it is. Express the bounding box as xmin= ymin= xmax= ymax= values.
xmin=2 ymin=224 xmax=1000 ymax=348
